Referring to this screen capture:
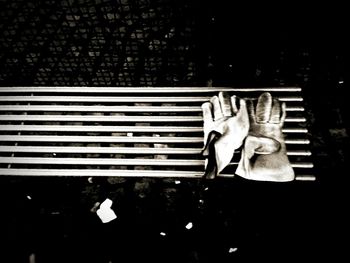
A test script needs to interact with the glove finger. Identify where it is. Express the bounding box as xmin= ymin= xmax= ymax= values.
xmin=280 ymin=102 xmax=286 ymax=126
xmin=210 ymin=95 xmax=224 ymax=121
xmin=246 ymin=99 xmax=256 ymax=123
xmin=202 ymin=102 xmax=214 ymax=125
xmin=219 ymin=91 xmax=233 ymax=117
xmin=230 ymin=95 xmax=238 ymax=114
xmin=245 ymin=135 xmax=280 ymax=154
xmin=256 ymin=92 xmax=272 ymax=123
xmin=270 ymin=98 xmax=281 ymax=123
xmin=236 ymin=98 xmax=249 ymax=124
